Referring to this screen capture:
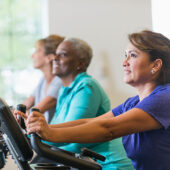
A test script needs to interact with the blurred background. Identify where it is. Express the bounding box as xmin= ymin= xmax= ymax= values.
xmin=0 ymin=0 xmax=169 ymax=108
xmin=0 ymin=0 xmax=169 ymax=169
